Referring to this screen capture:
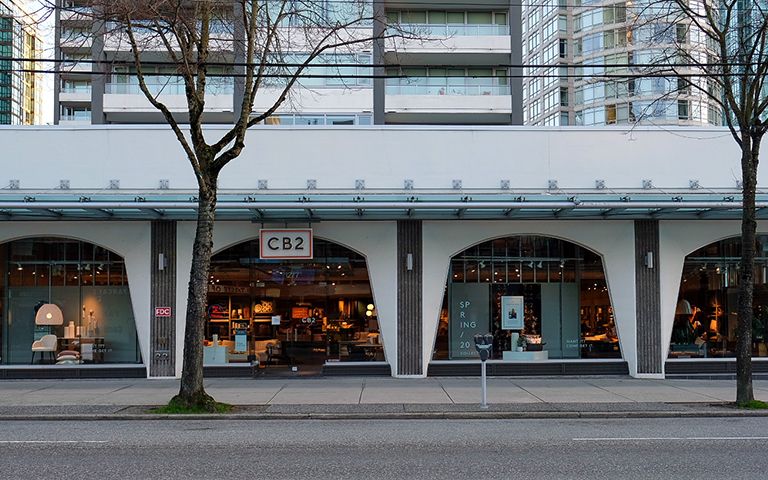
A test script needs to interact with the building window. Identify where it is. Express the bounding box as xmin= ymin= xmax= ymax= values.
xmin=0 ymin=238 xmax=142 ymax=365
xmin=433 ymin=236 xmax=620 ymax=360
xmin=206 ymin=239 xmax=382 ymax=365
xmin=671 ymin=236 xmax=768 ymax=359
